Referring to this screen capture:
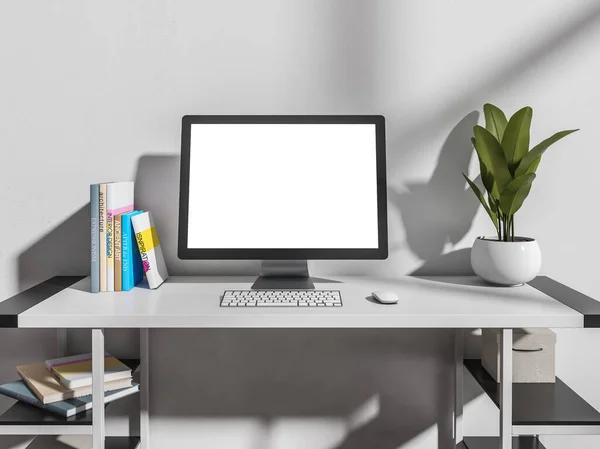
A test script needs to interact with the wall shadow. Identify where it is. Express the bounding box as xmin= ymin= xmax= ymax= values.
xmin=17 ymin=205 xmax=90 ymax=291
xmin=385 ymin=2 xmax=600 ymax=171
xmin=389 ymin=112 xmax=480 ymax=275
xmin=411 ymin=248 xmax=474 ymax=277
xmin=150 ymin=328 xmax=482 ymax=449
